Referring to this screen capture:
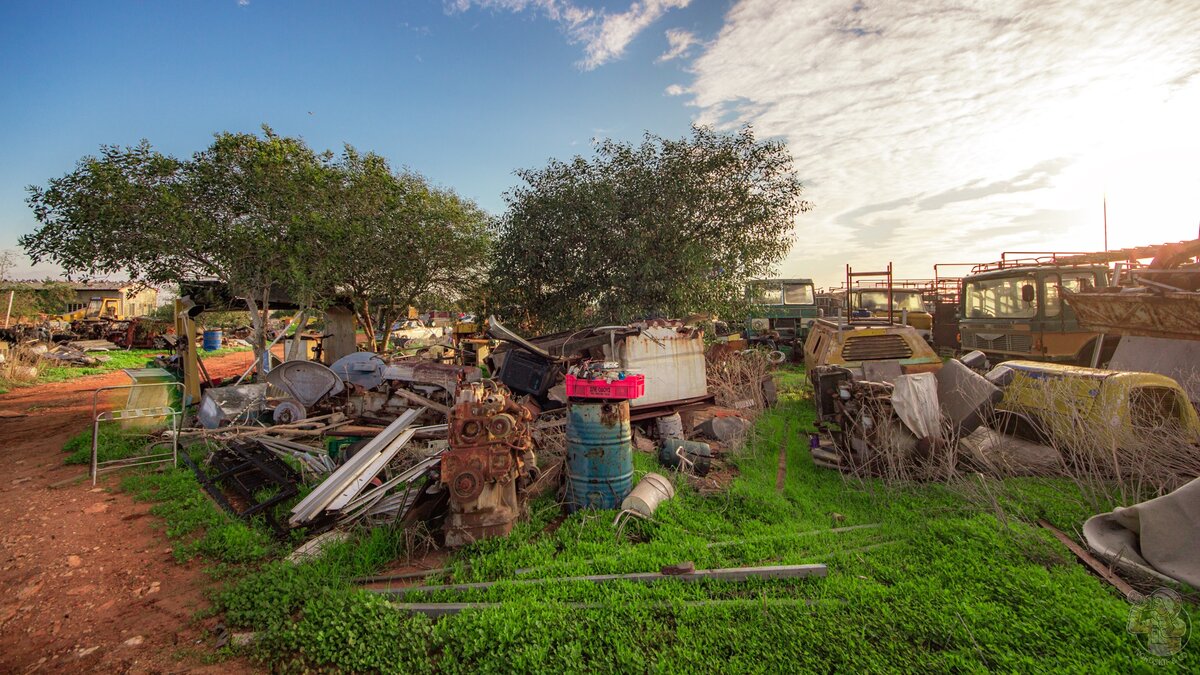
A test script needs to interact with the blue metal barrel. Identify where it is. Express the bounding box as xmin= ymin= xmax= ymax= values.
xmin=201 ymin=329 xmax=223 ymax=352
xmin=565 ymin=400 xmax=633 ymax=511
